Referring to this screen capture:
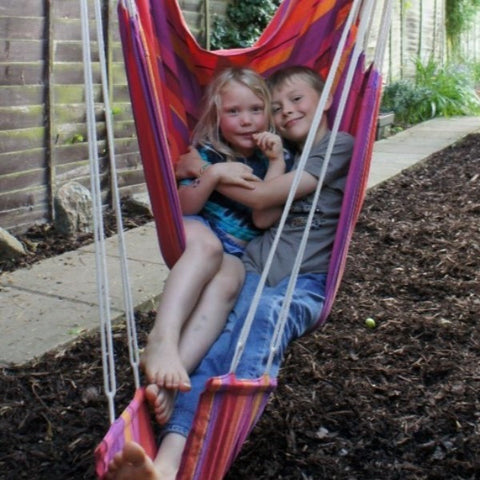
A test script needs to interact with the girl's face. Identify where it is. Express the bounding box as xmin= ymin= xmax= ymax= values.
xmin=271 ymin=77 xmax=323 ymax=145
xmin=218 ymin=80 xmax=268 ymax=157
